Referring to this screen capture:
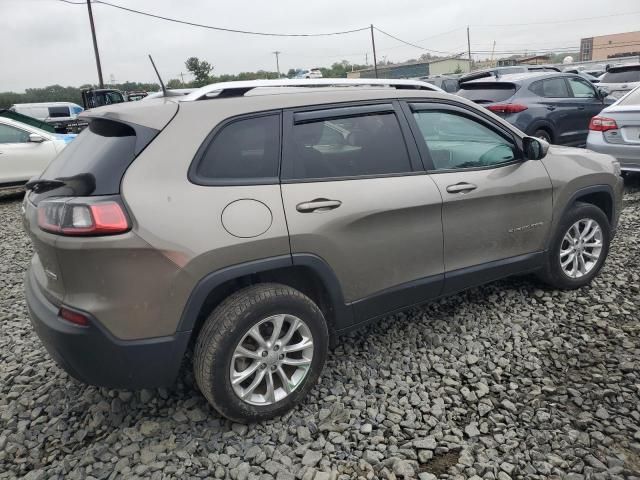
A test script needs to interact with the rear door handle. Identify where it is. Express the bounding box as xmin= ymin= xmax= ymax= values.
xmin=546 ymin=106 xmax=556 ymax=111
xmin=446 ymin=182 xmax=477 ymax=194
xmin=296 ymin=198 xmax=342 ymax=213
